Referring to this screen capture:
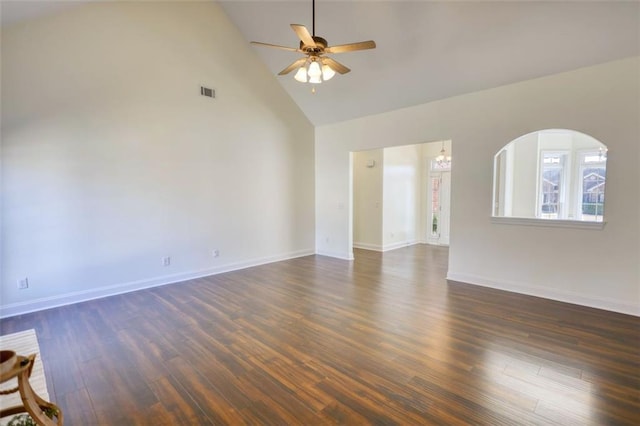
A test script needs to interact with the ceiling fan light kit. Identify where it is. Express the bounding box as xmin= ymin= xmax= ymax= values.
xmin=294 ymin=58 xmax=336 ymax=83
xmin=251 ymin=0 xmax=376 ymax=92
